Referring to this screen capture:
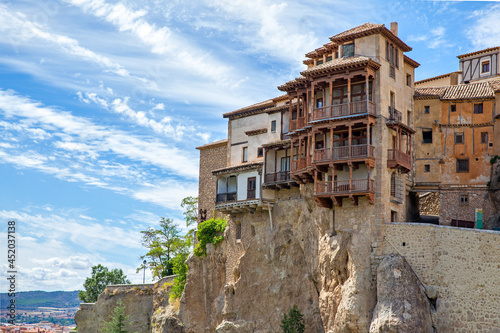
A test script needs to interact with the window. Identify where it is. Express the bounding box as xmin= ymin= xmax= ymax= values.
xmin=422 ymin=130 xmax=432 ymax=144
xmin=257 ymin=147 xmax=263 ymax=157
xmin=459 ymin=194 xmax=469 ymax=206
xmin=406 ymin=74 xmax=411 ymax=86
xmin=242 ymin=147 xmax=248 ymax=162
xmin=456 ymin=158 xmax=469 ymax=172
xmin=247 ymin=177 xmax=256 ymax=199
xmin=343 ymin=43 xmax=354 ymax=57
xmin=317 ymin=60 xmax=324 ymax=65
xmin=474 ymin=103 xmax=483 ymax=114
xmin=424 ymin=106 xmax=430 ymax=114
xmin=482 ymin=61 xmax=490 ymax=73
xmin=271 ymin=120 xmax=277 ymax=133
xmin=326 ymin=56 xmax=332 ymax=62
xmin=424 ymin=164 xmax=430 ymax=172
xmin=481 ymin=132 xmax=488 ymax=144
xmin=454 ymin=133 xmax=464 ymax=144
xmin=236 ymin=222 xmax=241 ymax=241
xmin=451 ymin=104 xmax=456 ymax=112
xmin=316 ymin=97 xmax=323 ymax=108
xmin=391 ymin=210 xmax=398 ymax=223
